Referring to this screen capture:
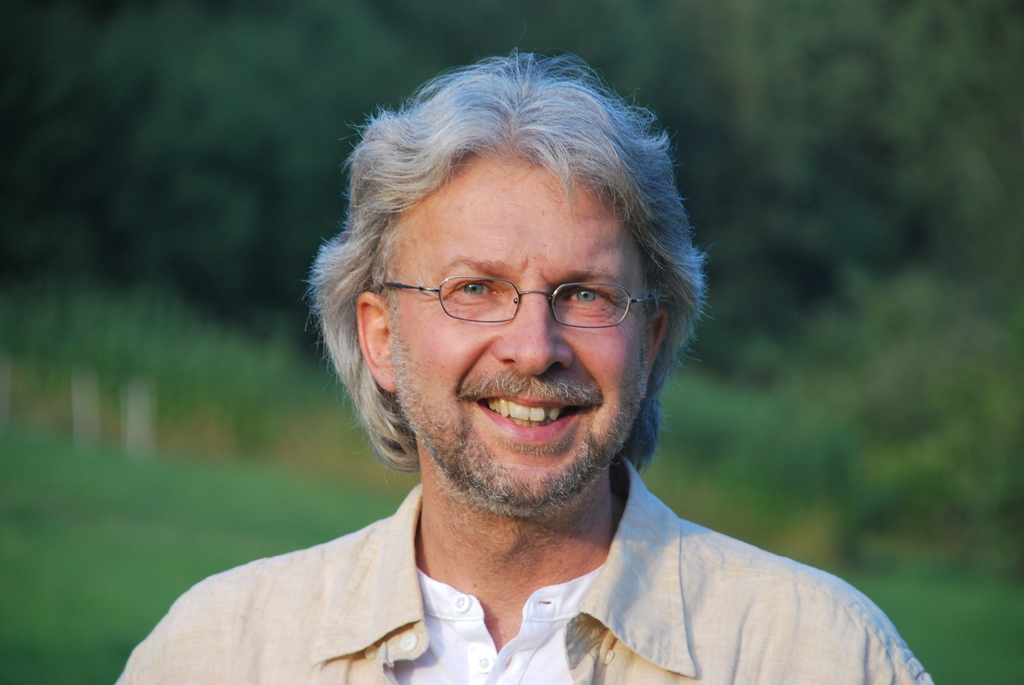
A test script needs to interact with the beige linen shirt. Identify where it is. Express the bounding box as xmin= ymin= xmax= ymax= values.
xmin=117 ymin=466 xmax=932 ymax=684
